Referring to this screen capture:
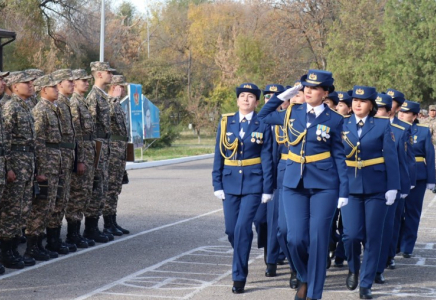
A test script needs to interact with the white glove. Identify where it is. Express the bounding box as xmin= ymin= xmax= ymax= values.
xmin=214 ymin=190 xmax=225 ymax=200
xmin=411 ymin=185 xmax=415 ymax=189
xmin=337 ymin=197 xmax=348 ymax=208
xmin=261 ymin=194 xmax=273 ymax=203
xmin=385 ymin=190 xmax=397 ymax=205
xmin=400 ymin=194 xmax=408 ymax=199
xmin=426 ymin=183 xmax=435 ymax=190
xmin=277 ymin=84 xmax=303 ymax=101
